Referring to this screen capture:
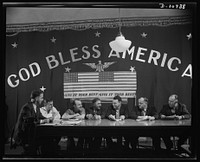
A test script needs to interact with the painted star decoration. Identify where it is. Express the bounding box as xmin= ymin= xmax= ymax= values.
xmin=130 ymin=66 xmax=135 ymax=72
xmin=40 ymin=86 xmax=46 ymax=92
xmin=65 ymin=67 xmax=71 ymax=73
xmin=51 ymin=37 xmax=56 ymax=43
xmin=141 ymin=32 xmax=147 ymax=38
xmin=11 ymin=42 xmax=18 ymax=48
xmin=95 ymin=31 xmax=101 ymax=37
xmin=186 ymin=33 xmax=192 ymax=40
